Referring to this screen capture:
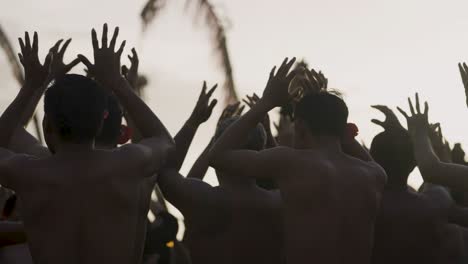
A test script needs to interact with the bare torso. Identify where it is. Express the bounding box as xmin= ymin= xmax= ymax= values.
xmin=11 ymin=150 xmax=146 ymax=264
xmin=184 ymin=186 xmax=284 ymax=264
xmin=276 ymin=149 xmax=384 ymax=264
